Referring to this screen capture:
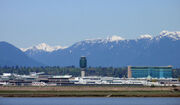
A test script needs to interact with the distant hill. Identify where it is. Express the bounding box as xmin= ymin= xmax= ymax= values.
xmin=0 ymin=41 xmax=43 ymax=67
